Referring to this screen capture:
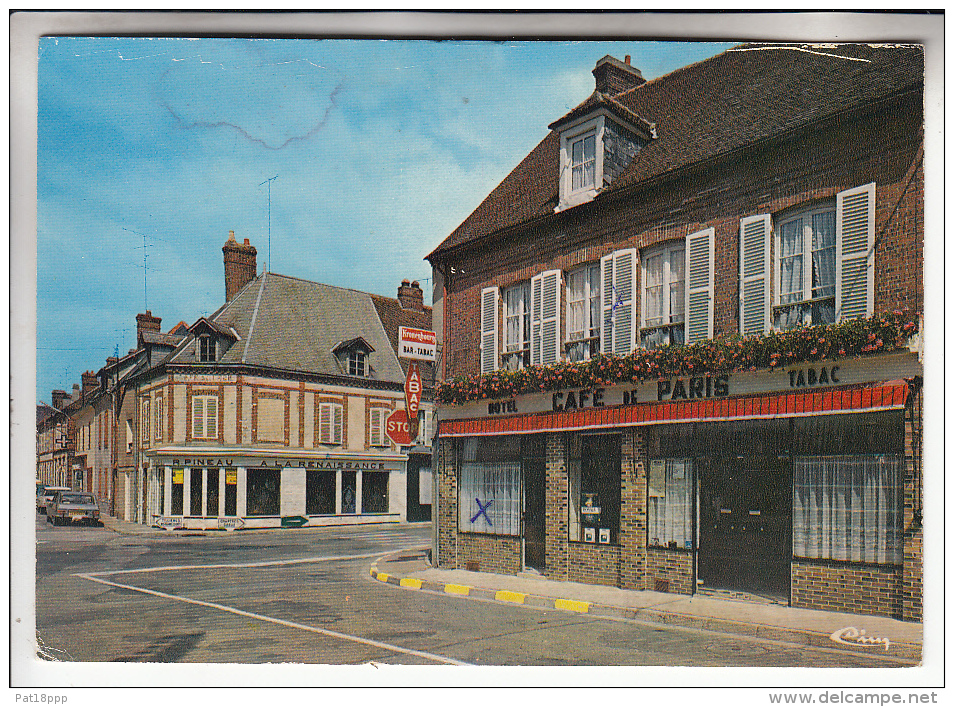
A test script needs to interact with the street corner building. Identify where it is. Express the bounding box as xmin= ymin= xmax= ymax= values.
xmin=47 ymin=232 xmax=436 ymax=531
xmin=426 ymin=46 xmax=924 ymax=621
